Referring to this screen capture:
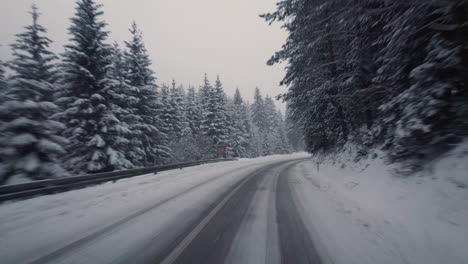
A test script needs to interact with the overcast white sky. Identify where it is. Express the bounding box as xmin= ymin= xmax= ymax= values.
xmin=0 ymin=0 xmax=287 ymax=109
